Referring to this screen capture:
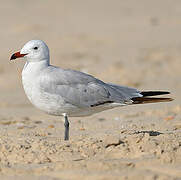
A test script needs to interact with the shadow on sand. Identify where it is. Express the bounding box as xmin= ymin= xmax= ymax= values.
xmin=134 ymin=130 xmax=163 ymax=136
